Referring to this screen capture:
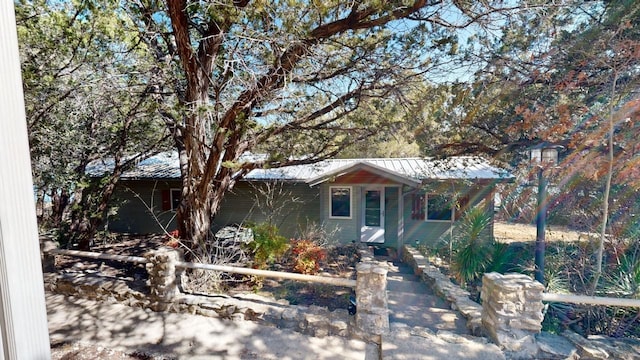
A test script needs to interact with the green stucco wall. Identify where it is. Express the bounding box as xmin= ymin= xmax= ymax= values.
xmin=403 ymin=182 xmax=496 ymax=248
xmin=106 ymin=178 xmax=497 ymax=251
xmin=107 ymin=180 xmax=320 ymax=238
